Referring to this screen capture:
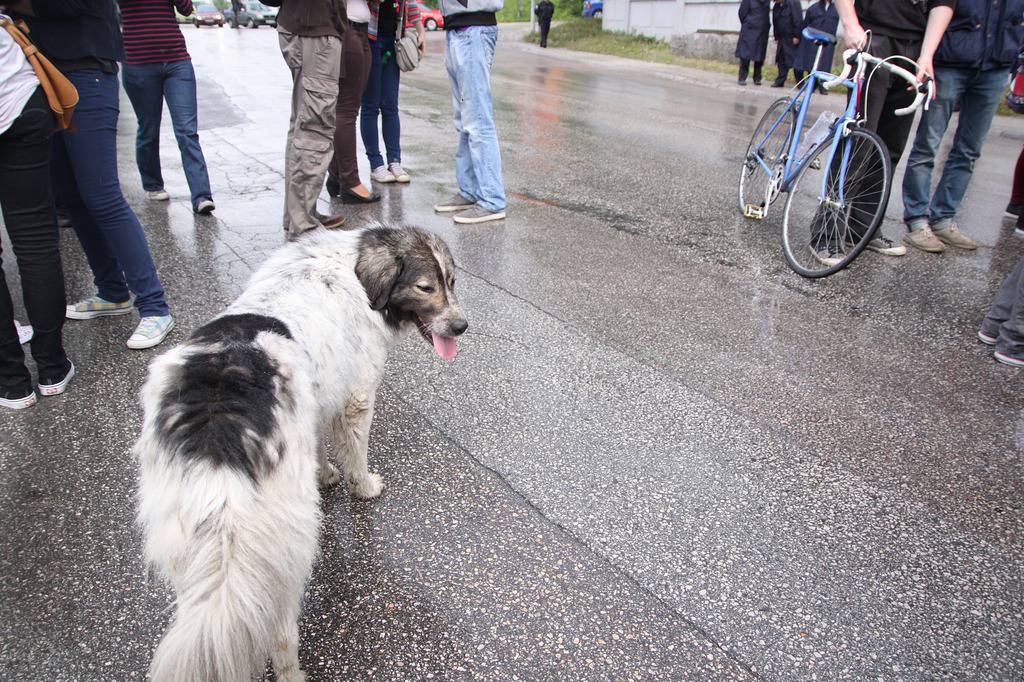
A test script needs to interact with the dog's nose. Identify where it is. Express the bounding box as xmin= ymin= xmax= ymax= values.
xmin=450 ymin=319 xmax=469 ymax=336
